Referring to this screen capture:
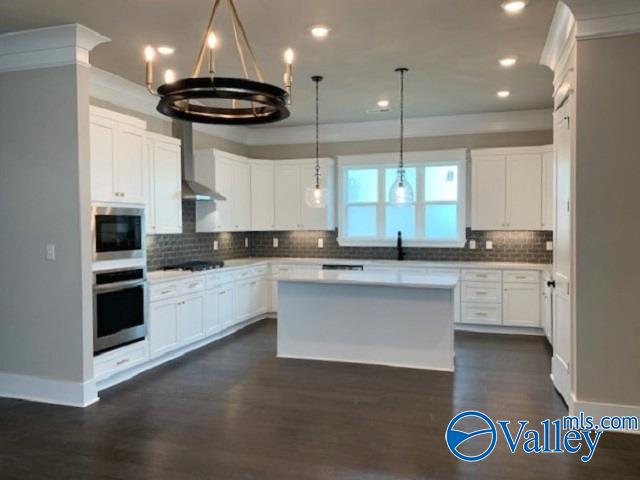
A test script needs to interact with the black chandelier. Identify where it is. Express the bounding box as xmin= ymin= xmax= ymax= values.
xmin=143 ymin=0 xmax=293 ymax=125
